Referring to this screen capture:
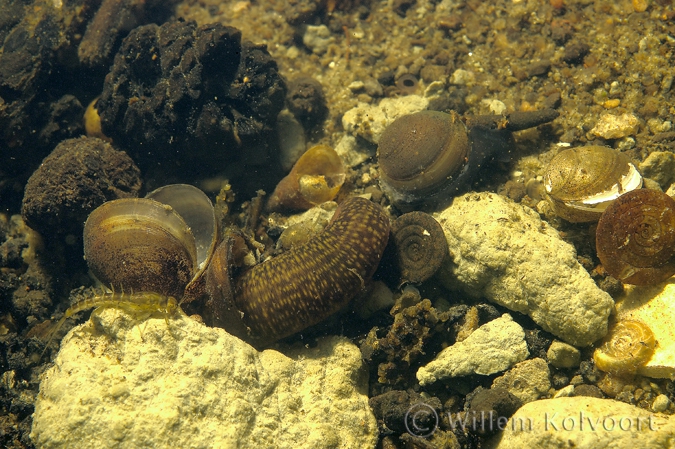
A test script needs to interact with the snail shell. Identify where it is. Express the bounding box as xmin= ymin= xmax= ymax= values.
xmin=390 ymin=211 xmax=448 ymax=284
xmin=544 ymin=145 xmax=642 ymax=223
xmin=593 ymin=319 xmax=656 ymax=375
xmin=377 ymin=110 xmax=470 ymax=208
xmin=83 ymin=184 xmax=218 ymax=299
xmin=596 ymin=189 xmax=675 ymax=285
